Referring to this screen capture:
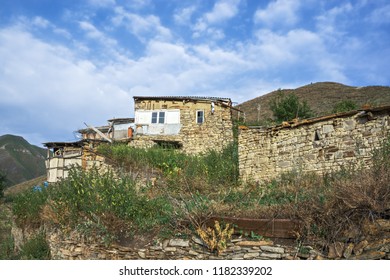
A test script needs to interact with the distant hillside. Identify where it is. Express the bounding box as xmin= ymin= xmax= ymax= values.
xmin=0 ymin=134 xmax=46 ymax=186
xmin=236 ymin=82 xmax=390 ymax=125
